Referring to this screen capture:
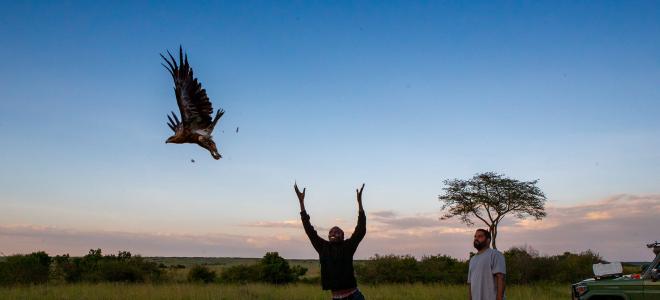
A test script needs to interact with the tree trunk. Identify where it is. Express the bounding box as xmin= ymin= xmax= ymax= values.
xmin=490 ymin=225 xmax=498 ymax=249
